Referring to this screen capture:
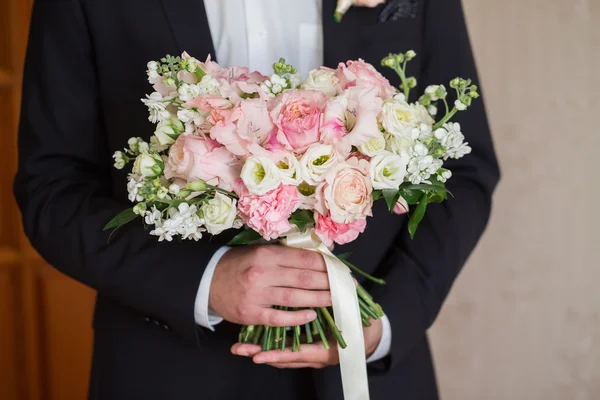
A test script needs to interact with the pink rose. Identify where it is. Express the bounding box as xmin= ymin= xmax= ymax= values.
xmin=315 ymin=157 xmax=373 ymax=223
xmin=186 ymin=94 xmax=233 ymax=112
xmin=164 ymin=133 xmax=240 ymax=190
xmin=237 ymin=184 xmax=302 ymax=240
xmin=271 ymin=90 xmax=328 ymax=153
xmin=321 ymin=86 xmax=383 ymax=154
xmin=315 ymin=212 xmax=367 ymax=247
xmin=336 ymin=59 xmax=396 ymax=100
